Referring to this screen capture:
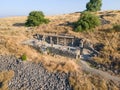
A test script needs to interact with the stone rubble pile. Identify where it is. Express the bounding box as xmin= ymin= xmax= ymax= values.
xmin=0 ymin=55 xmax=72 ymax=90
